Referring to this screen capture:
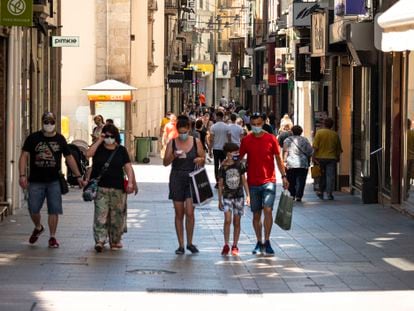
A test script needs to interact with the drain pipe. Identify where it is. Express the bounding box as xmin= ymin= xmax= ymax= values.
xmin=6 ymin=27 xmax=23 ymax=213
